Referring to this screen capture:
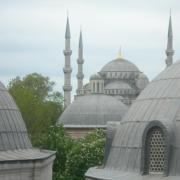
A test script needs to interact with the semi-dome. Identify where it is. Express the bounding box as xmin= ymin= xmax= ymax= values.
xmin=100 ymin=58 xmax=139 ymax=73
xmin=58 ymin=94 xmax=128 ymax=128
xmin=86 ymin=60 xmax=180 ymax=179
